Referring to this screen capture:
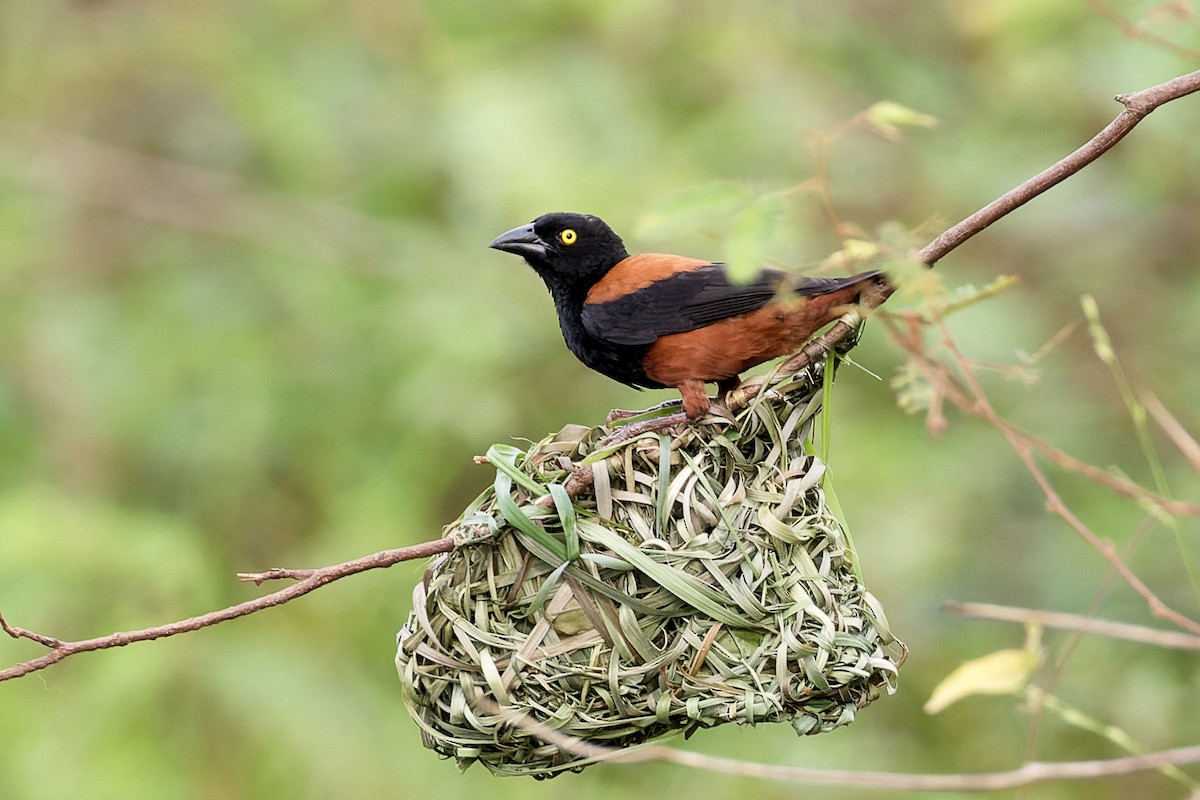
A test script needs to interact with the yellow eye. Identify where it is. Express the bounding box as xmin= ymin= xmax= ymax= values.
xmin=559 ymin=228 xmax=578 ymax=245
